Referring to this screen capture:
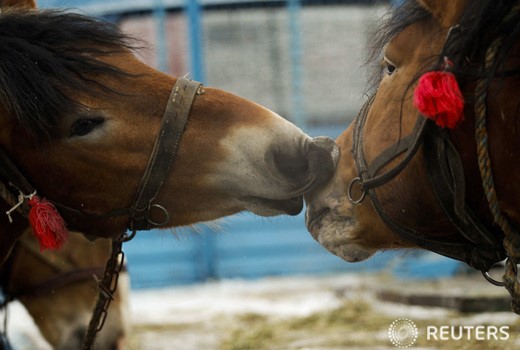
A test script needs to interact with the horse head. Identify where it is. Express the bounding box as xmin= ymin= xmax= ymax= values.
xmin=0 ymin=2 xmax=339 ymax=259
xmin=0 ymin=231 xmax=129 ymax=350
xmin=306 ymin=0 xmax=520 ymax=271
